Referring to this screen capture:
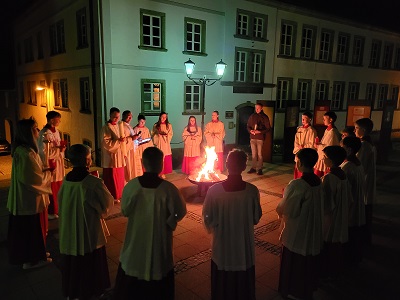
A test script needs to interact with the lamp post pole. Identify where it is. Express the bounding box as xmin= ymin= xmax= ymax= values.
xmin=184 ymin=59 xmax=227 ymax=136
